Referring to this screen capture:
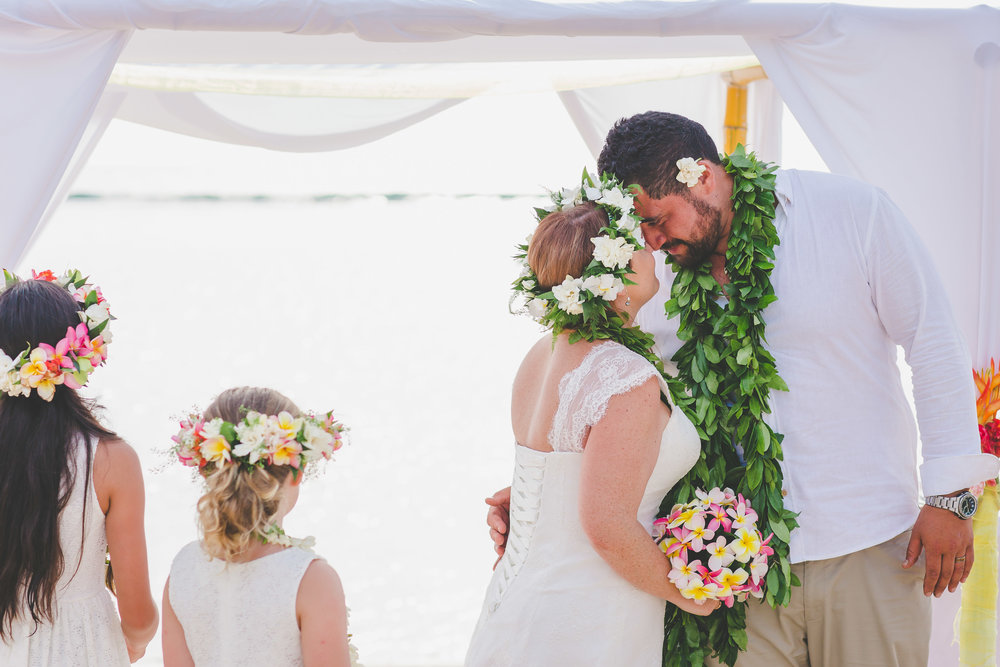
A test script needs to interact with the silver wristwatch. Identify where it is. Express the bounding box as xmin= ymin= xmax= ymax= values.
xmin=924 ymin=491 xmax=978 ymax=519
